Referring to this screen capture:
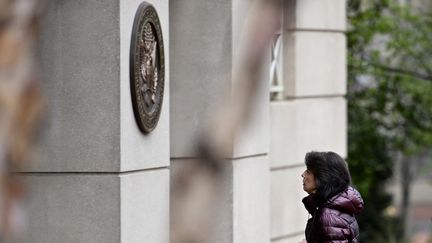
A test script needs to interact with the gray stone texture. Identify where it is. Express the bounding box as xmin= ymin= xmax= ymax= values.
xmin=120 ymin=169 xmax=169 ymax=243
xmin=233 ymin=72 xmax=270 ymax=158
xmin=170 ymin=0 xmax=269 ymax=159
xmin=232 ymin=0 xmax=271 ymax=158
xmin=170 ymin=159 xmax=234 ymax=243
xmin=22 ymin=174 xmax=121 ymax=243
xmin=21 ymin=170 xmax=169 ymax=243
xmin=170 ymin=2 xmax=270 ymax=242
xmin=283 ymin=32 xmax=346 ymax=98
xmin=32 ymin=0 xmax=170 ymax=172
xmin=233 ymin=156 xmax=270 ymax=243
xmin=120 ymin=0 xmax=170 ymax=171
xmin=35 ymin=0 xmax=120 ymax=172
xmin=269 ymin=98 xmax=347 ymax=168
xmin=270 ymin=167 xmax=309 ymax=238
xmin=284 ymin=0 xmax=346 ymax=31
xmin=27 ymin=1 xmax=171 ymax=242
xmin=170 ymin=0 xmax=232 ymax=158
xmin=171 ymin=156 xmax=270 ymax=243
xmin=271 ymin=233 xmax=305 ymax=243
xmin=28 ymin=0 xmax=349 ymax=243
